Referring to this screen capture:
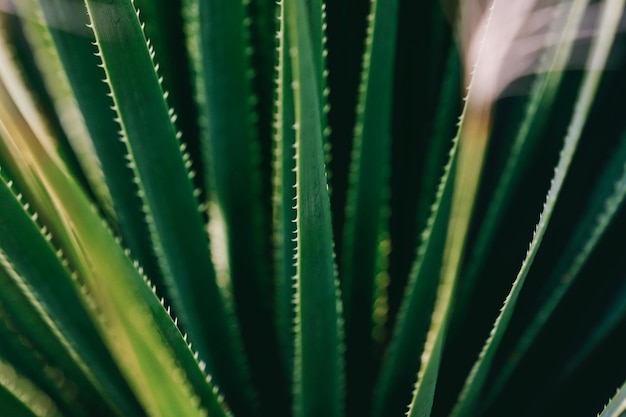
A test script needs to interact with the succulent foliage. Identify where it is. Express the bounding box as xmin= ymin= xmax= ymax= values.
xmin=0 ymin=0 xmax=625 ymax=417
